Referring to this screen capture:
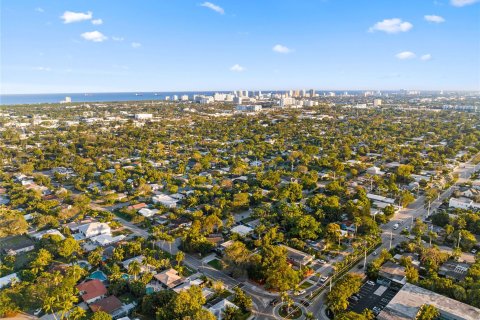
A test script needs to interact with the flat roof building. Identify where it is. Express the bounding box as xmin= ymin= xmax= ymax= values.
xmin=377 ymin=283 xmax=480 ymax=320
